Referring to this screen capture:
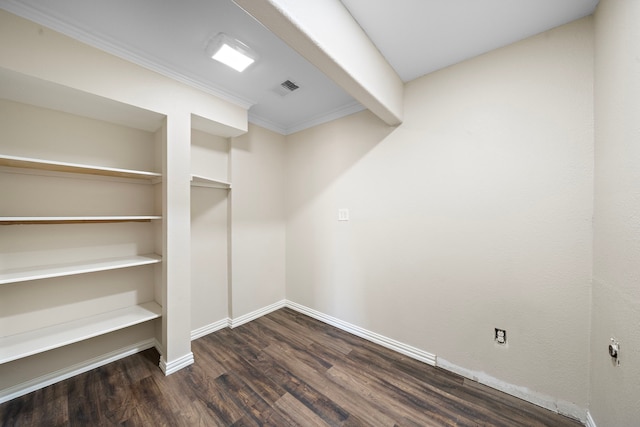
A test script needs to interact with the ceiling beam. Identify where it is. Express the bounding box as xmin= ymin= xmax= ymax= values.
xmin=234 ymin=0 xmax=403 ymax=127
